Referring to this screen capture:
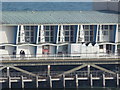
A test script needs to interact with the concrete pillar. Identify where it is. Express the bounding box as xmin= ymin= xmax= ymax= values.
xmin=61 ymin=74 xmax=65 ymax=88
xmin=35 ymin=76 xmax=38 ymax=88
xmin=7 ymin=67 xmax=10 ymax=77
xmin=47 ymin=75 xmax=52 ymax=88
xmin=48 ymin=65 xmax=50 ymax=76
xmin=20 ymin=76 xmax=24 ymax=88
xmin=90 ymin=74 xmax=93 ymax=87
xmin=116 ymin=73 xmax=119 ymax=87
xmin=75 ymin=74 xmax=78 ymax=88
xmin=102 ymin=74 xmax=105 ymax=87
xmin=87 ymin=65 xmax=90 ymax=76
xmin=7 ymin=76 xmax=11 ymax=88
